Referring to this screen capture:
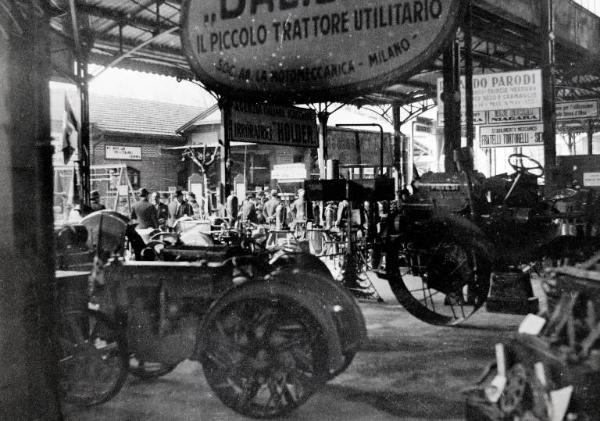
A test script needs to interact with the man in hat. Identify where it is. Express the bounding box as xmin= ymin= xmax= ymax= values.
xmin=89 ymin=190 xmax=105 ymax=212
xmin=264 ymin=189 xmax=281 ymax=225
xmin=168 ymin=189 xmax=194 ymax=229
xmin=226 ymin=191 xmax=239 ymax=223
xmin=131 ymin=188 xmax=159 ymax=229
xmin=151 ymin=191 xmax=169 ymax=231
